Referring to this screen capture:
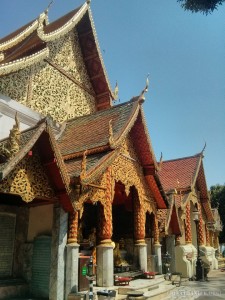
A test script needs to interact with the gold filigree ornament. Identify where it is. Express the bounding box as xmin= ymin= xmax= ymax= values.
xmin=0 ymin=113 xmax=21 ymax=159
xmin=0 ymin=148 xmax=55 ymax=202
xmin=0 ymin=52 xmax=4 ymax=62
xmin=80 ymin=150 xmax=88 ymax=180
